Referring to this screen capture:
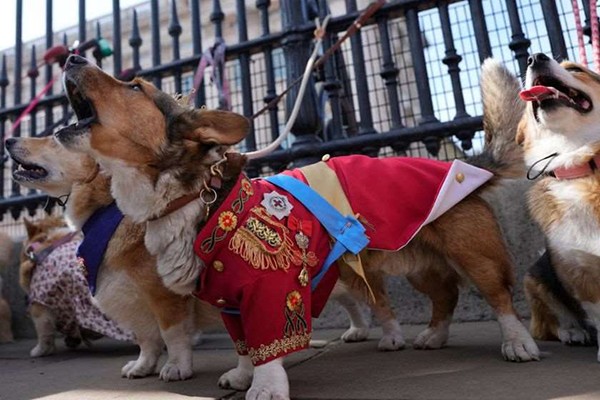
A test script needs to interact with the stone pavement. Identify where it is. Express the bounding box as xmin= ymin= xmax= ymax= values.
xmin=1 ymin=321 xmax=599 ymax=400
